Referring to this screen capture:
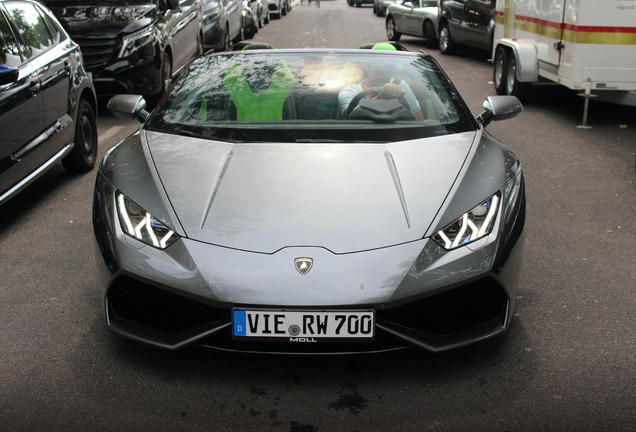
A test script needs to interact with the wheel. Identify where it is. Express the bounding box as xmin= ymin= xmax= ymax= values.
xmin=237 ymin=22 xmax=244 ymax=41
xmin=245 ymin=17 xmax=257 ymax=38
xmin=63 ymin=99 xmax=97 ymax=173
xmin=386 ymin=17 xmax=401 ymax=42
xmin=438 ymin=23 xmax=455 ymax=55
xmin=493 ymin=47 xmax=507 ymax=95
xmin=424 ymin=21 xmax=437 ymax=49
xmin=160 ymin=53 xmax=172 ymax=95
xmin=221 ymin=25 xmax=231 ymax=51
xmin=505 ymin=54 xmax=531 ymax=99
xmin=148 ymin=52 xmax=172 ymax=106
xmin=149 ymin=52 xmax=173 ymax=105
xmin=196 ymin=31 xmax=203 ymax=56
xmin=281 ymin=2 xmax=287 ymax=15
xmin=264 ymin=10 xmax=269 ymax=24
